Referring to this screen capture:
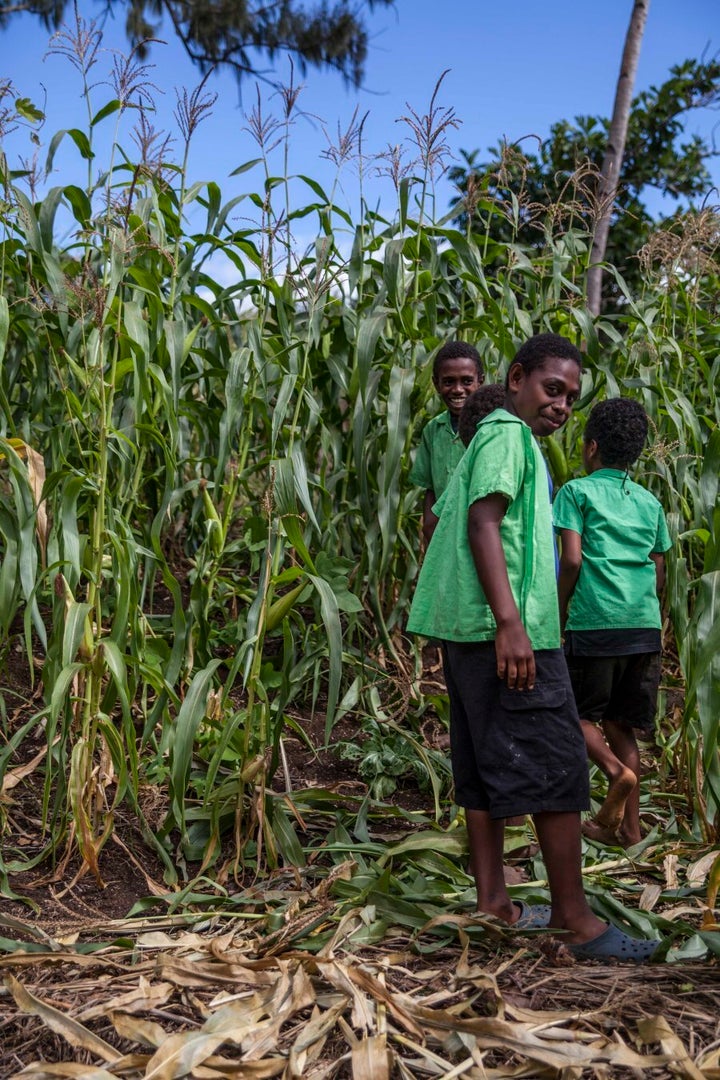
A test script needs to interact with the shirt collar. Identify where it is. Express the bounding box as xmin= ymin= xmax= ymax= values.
xmin=593 ymin=468 xmax=628 ymax=479
xmin=438 ymin=410 xmax=459 ymax=435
